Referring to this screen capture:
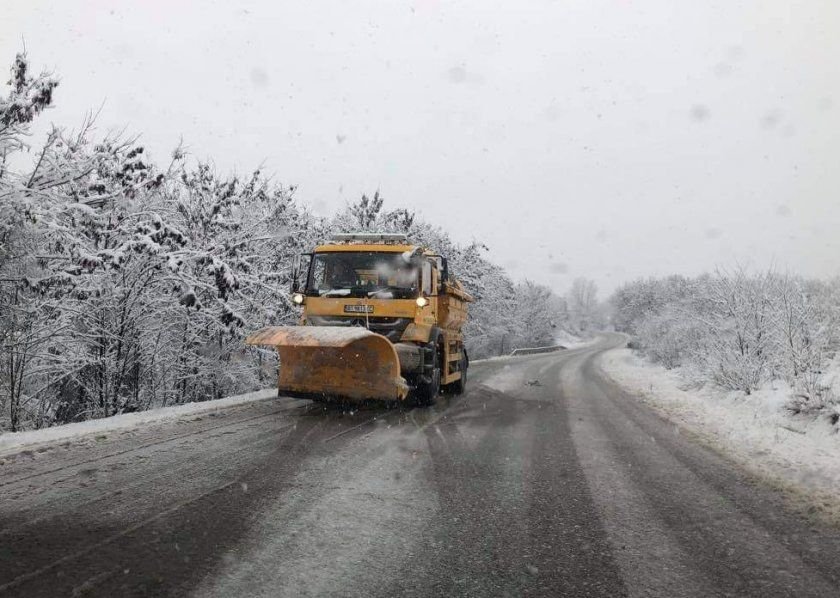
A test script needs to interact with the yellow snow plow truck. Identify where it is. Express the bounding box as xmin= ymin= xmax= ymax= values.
xmin=246 ymin=233 xmax=473 ymax=404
